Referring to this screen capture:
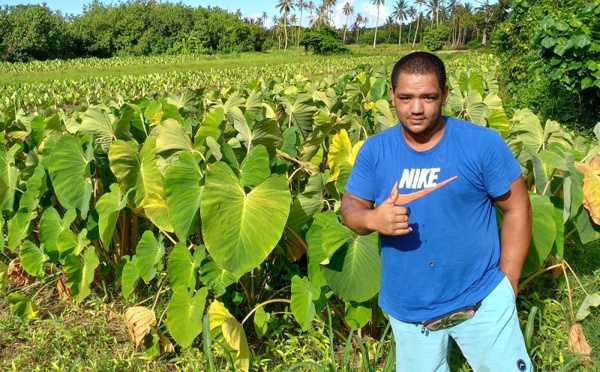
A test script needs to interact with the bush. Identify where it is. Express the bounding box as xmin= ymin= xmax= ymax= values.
xmin=465 ymin=37 xmax=483 ymax=49
xmin=300 ymin=27 xmax=350 ymax=55
xmin=423 ymin=25 xmax=450 ymax=51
